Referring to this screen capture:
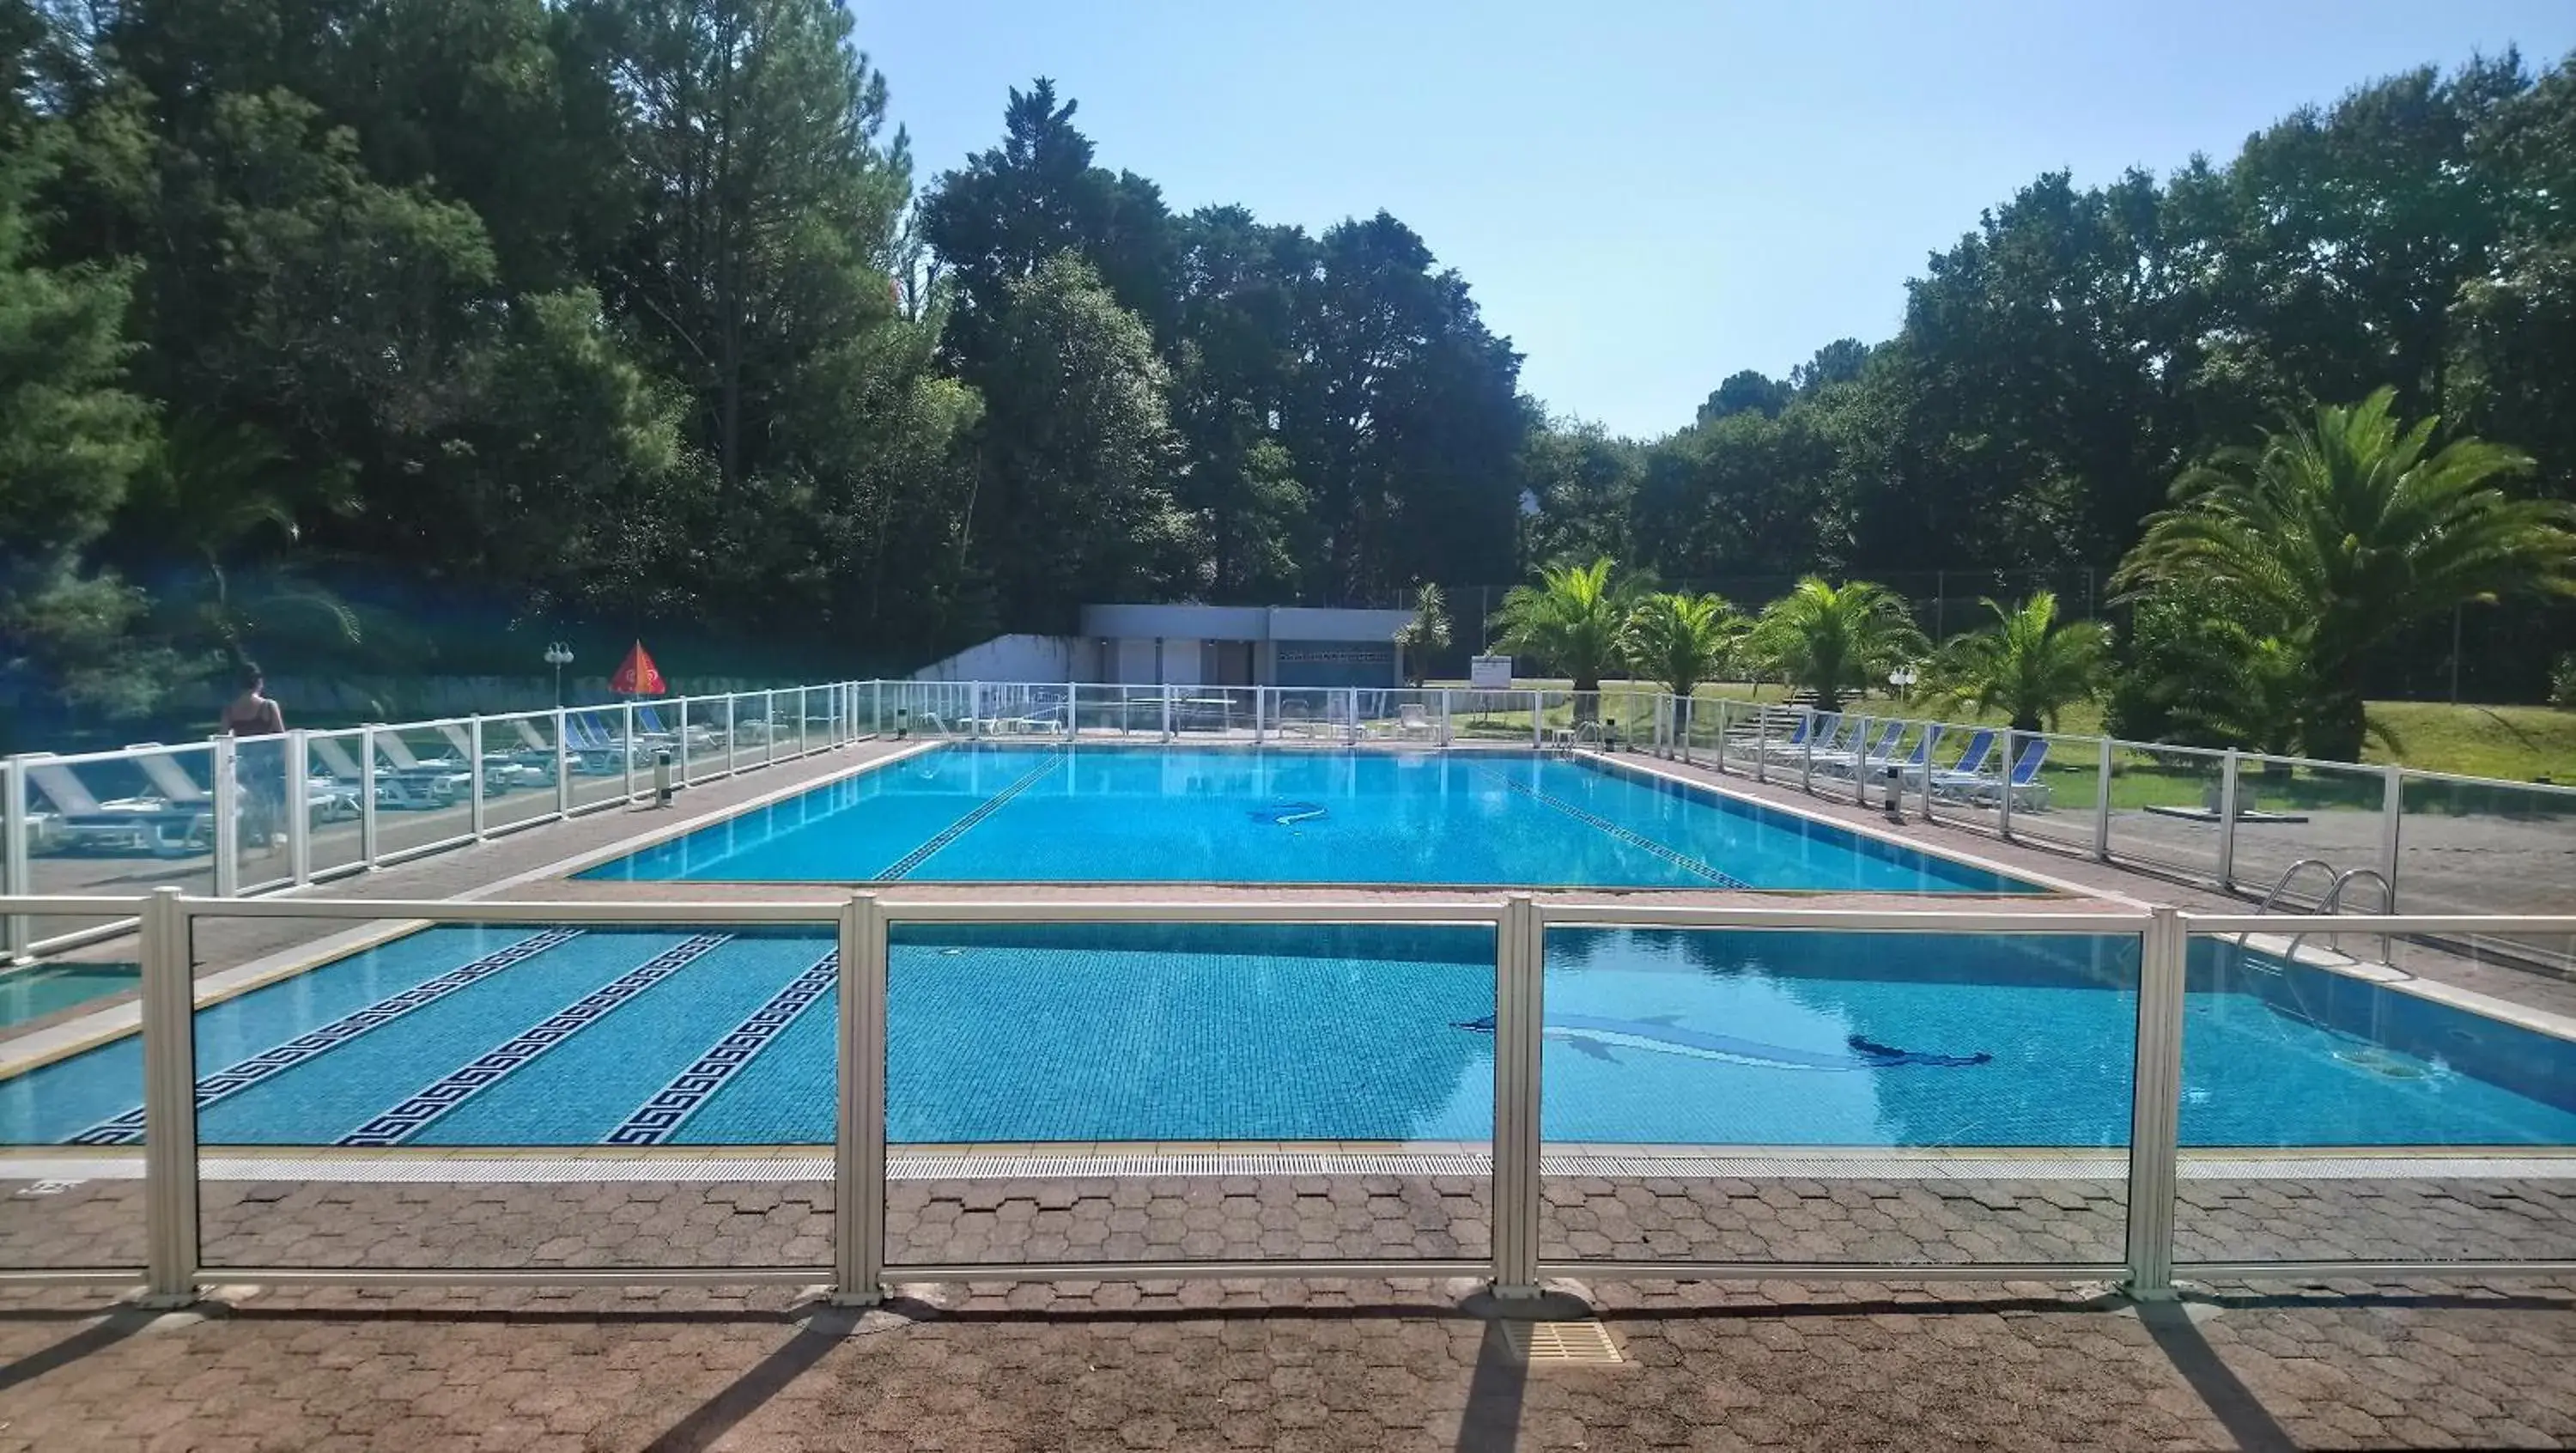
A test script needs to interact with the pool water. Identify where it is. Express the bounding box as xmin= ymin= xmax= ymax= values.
xmin=2 ymin=923 xmax=2567 ymax=1150
xmin=0 ymin=962 xmax=138 ymax=1029
xmin=580 ymin=745 xmax=2041 ymax=891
